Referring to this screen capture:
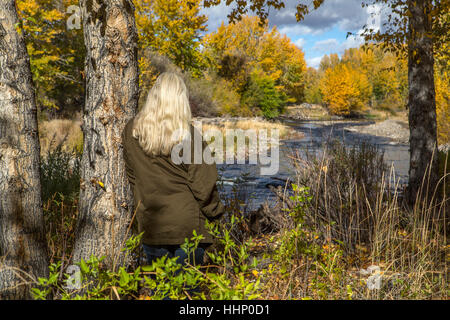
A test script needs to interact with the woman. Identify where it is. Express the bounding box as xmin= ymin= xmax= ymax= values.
xmin=121 ymin=72 xmax=224 ymax=267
